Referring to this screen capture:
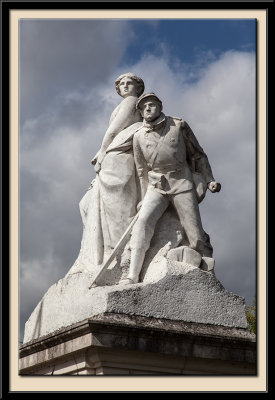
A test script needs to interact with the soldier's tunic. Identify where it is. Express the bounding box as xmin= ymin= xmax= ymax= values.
xmin=133 ymin=113 xmax=214 ymax=197
xmin=130 ymin=113 xmax=215 ymax=265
